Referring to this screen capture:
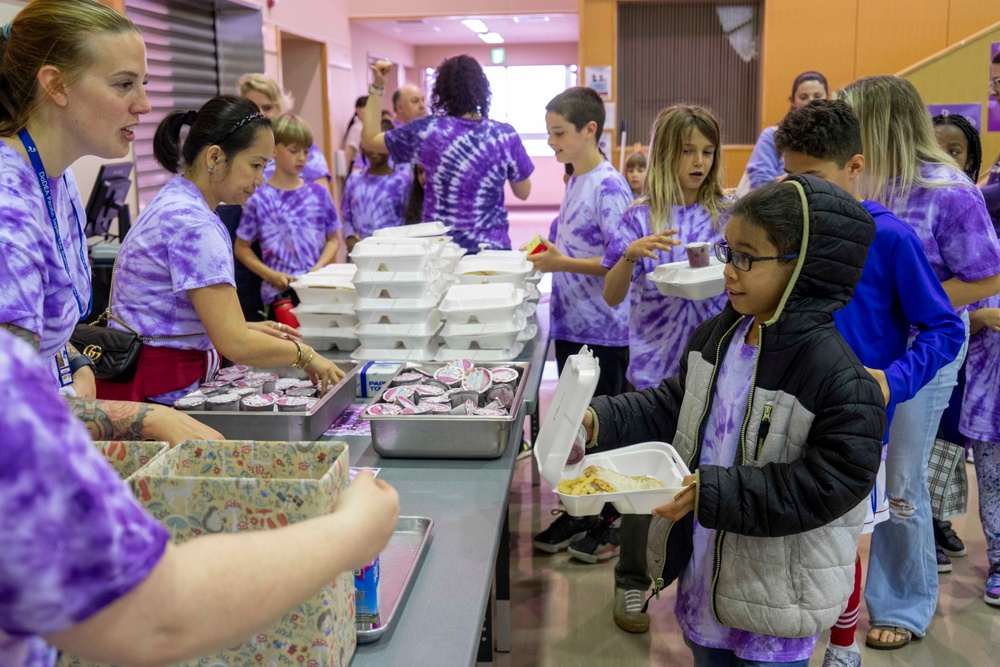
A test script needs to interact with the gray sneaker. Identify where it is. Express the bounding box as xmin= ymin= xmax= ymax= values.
xmin=823 ymin=645 xmax=861 ymax=667
xmin=613 ymin=587 xmax=650 ymax=633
